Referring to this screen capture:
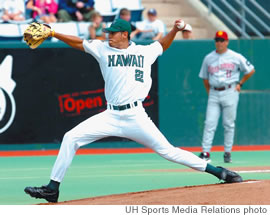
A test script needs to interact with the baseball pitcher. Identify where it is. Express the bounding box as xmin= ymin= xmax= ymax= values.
xmin=24 ymin=20 xmax=243 ymax=203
